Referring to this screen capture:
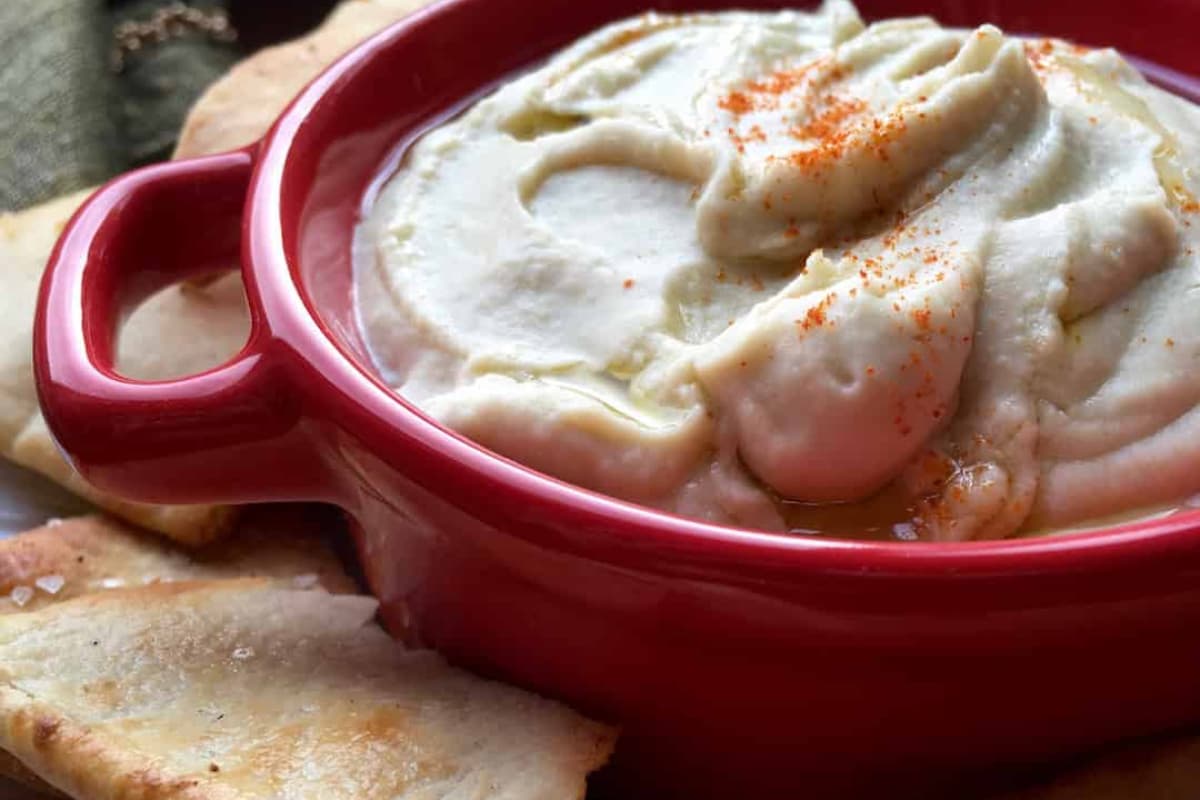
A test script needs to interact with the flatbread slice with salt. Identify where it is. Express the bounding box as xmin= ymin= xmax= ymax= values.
xmin=0 ymin=507 xmax=358 ymax=797
xmin=0 ymin=507 xmax=356 ymax=613
xmin=0 ymin=579 xmax=615 ymax=800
